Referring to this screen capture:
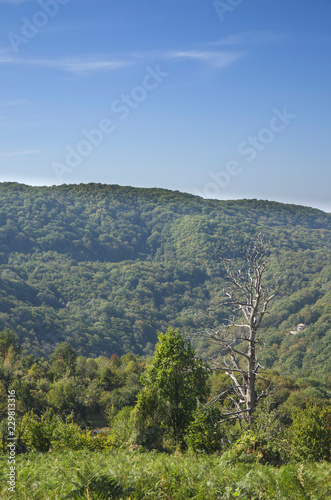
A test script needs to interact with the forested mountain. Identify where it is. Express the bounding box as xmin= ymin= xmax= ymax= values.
xmin=0 ymin=182 xmax=329 ymax=380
